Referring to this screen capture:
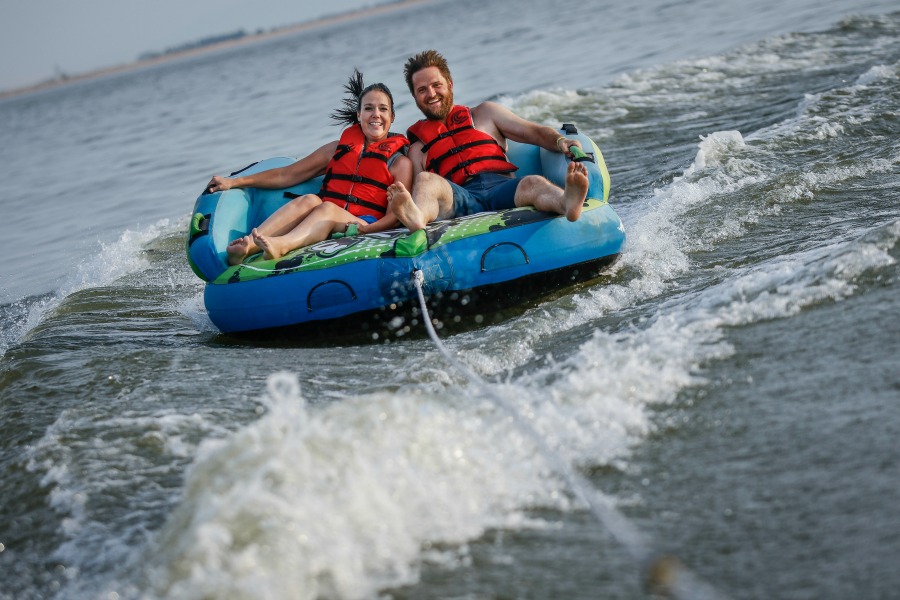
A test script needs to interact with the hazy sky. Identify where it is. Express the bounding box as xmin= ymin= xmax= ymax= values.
xmin=0 ymin=0 xmax=383 ymax=92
